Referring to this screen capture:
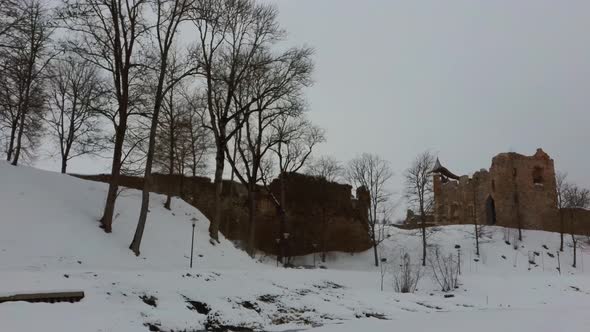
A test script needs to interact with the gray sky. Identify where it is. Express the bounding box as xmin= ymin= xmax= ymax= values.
xmin=37 ymin=0 xmax=590 ymax=214
xmin=264 ymin=0 xmax=590 ymax=198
